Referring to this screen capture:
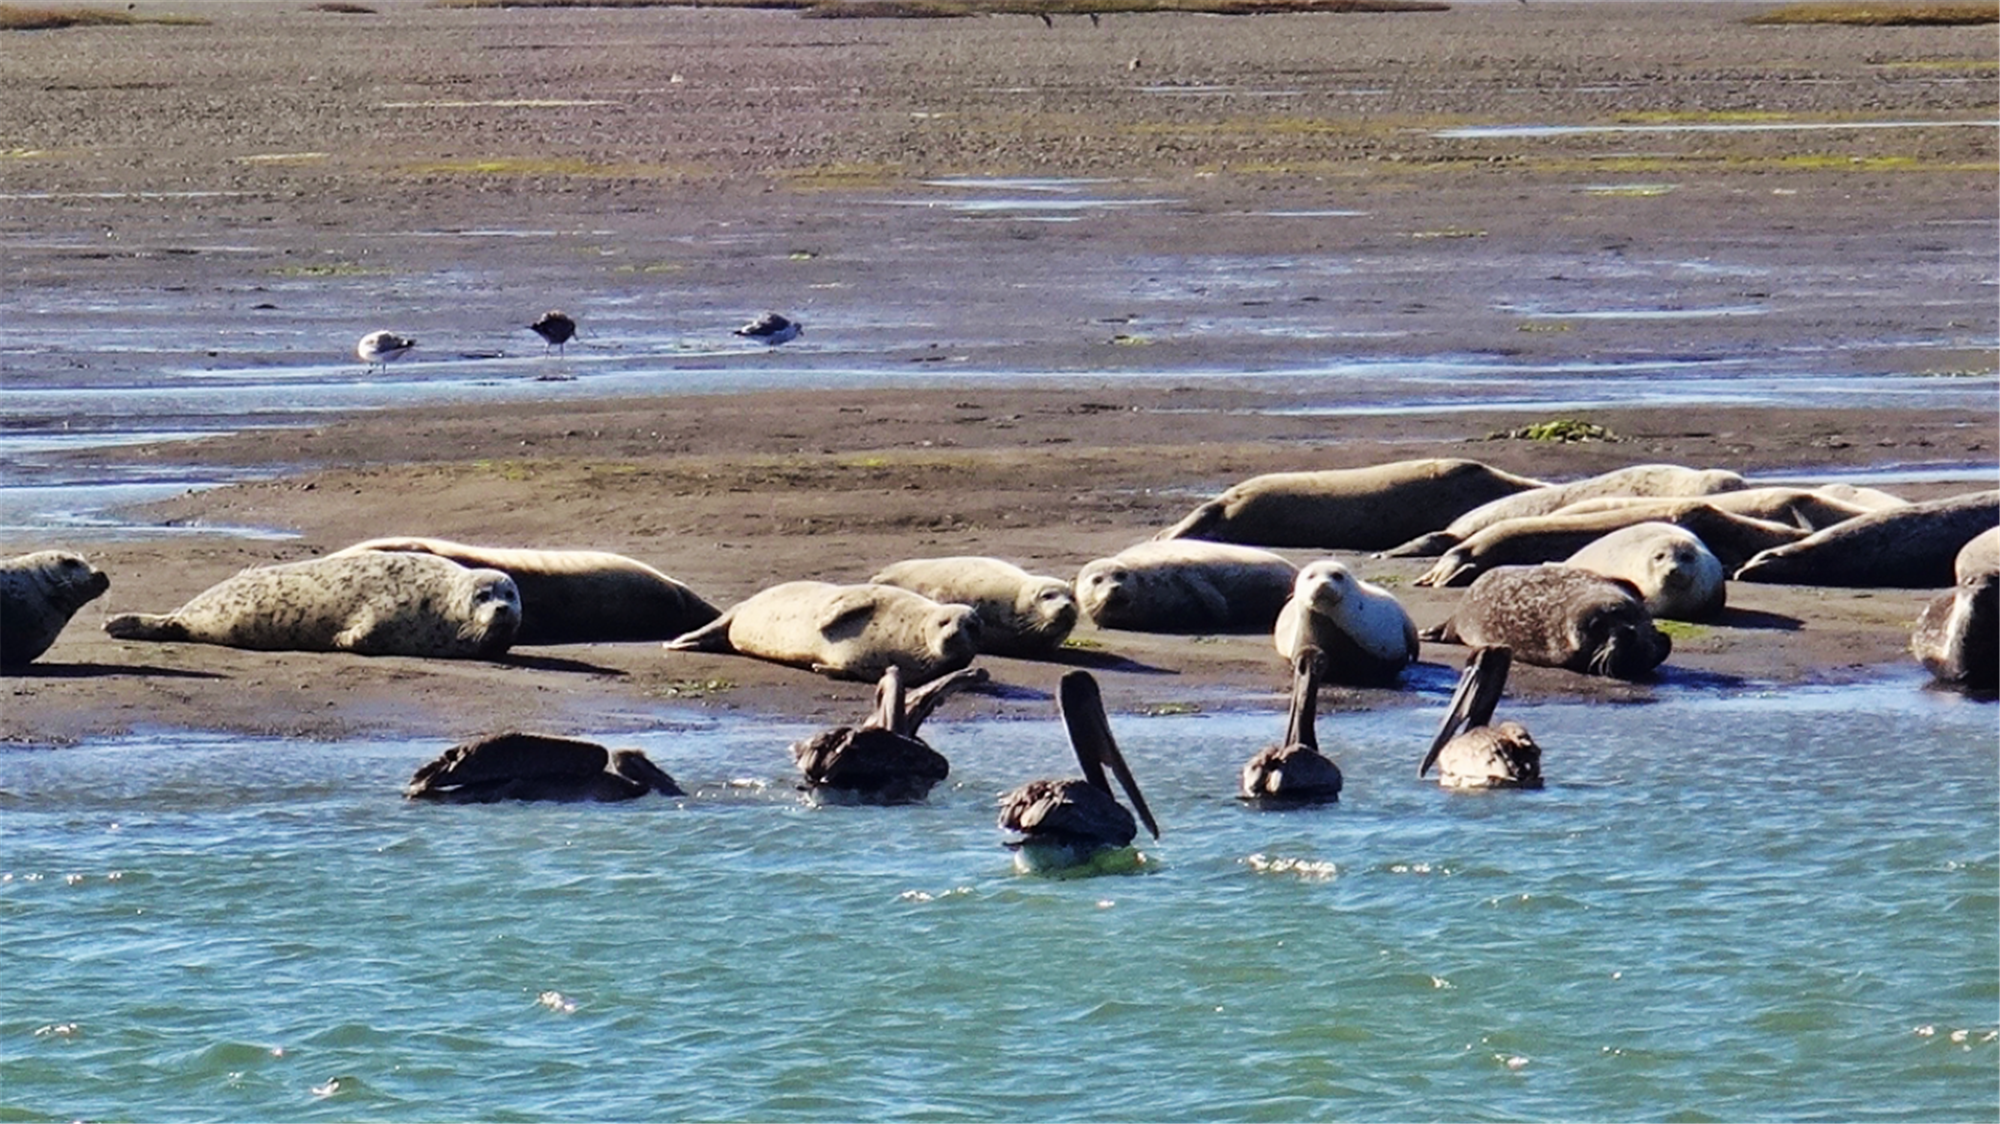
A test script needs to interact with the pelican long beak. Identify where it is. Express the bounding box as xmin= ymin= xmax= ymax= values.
xmin=1058 ymin=670 xmax=1161 ymax=840
xmin=1419 ymin=646 xmax=1512 ymax=778
xmin=1285 ymin=647 xmax=1325 ymax=752
xmin=868 ymin=665 xmax=907 ymax=733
